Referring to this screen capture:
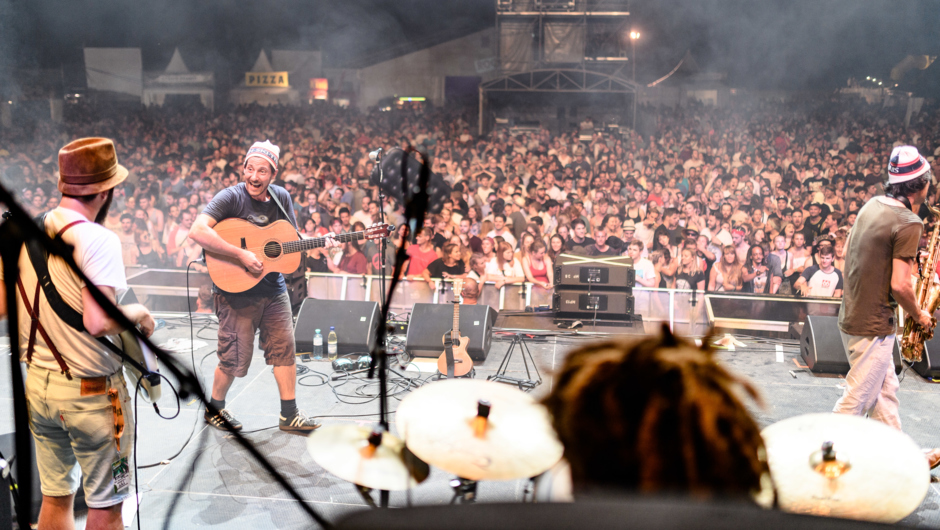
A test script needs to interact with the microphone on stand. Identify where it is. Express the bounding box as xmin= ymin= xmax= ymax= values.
xmin=369 ymin=148 xmax=384 ymax=163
